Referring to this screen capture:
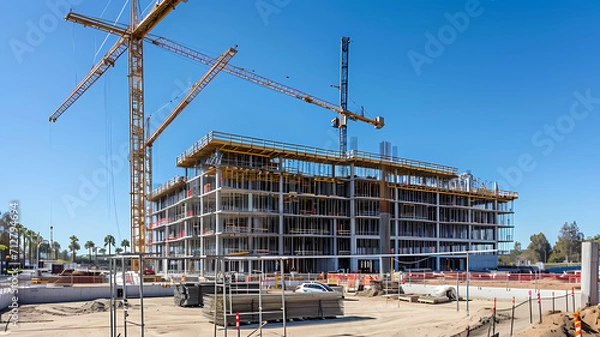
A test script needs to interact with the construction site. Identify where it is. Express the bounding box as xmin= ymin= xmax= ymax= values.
xmin=15 ymin=1 xmax=600 ymax=337
xmin=147 ymin=131 xmax=518 ymax=276
xmin=38 ymin=0 xmax=520 ymax=279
